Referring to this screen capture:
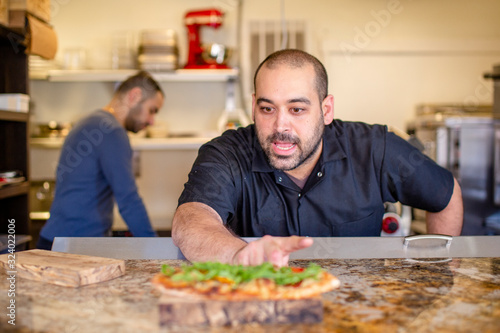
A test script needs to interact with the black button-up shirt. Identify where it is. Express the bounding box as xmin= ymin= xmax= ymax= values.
xmin=178 ymin=120 xmax=454 ymax=237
